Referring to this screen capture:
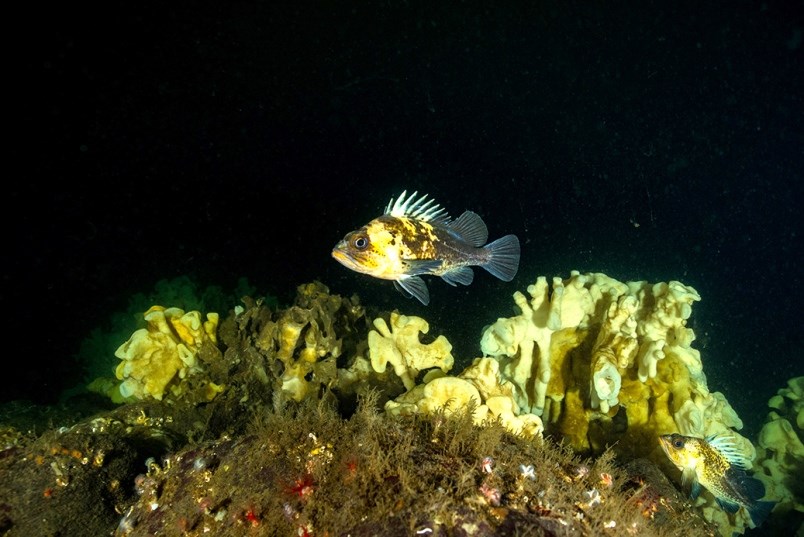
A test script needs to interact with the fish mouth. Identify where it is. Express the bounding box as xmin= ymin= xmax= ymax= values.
xmin=332 ymin=247 xmax=359 ymax=269
xmin=657 ymin=435 xmax=677 ymax=459
xmin=331 ymin=247 xmax=347 ymax=262
xmin=332 ymin=247 xmax=378 ymax=277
